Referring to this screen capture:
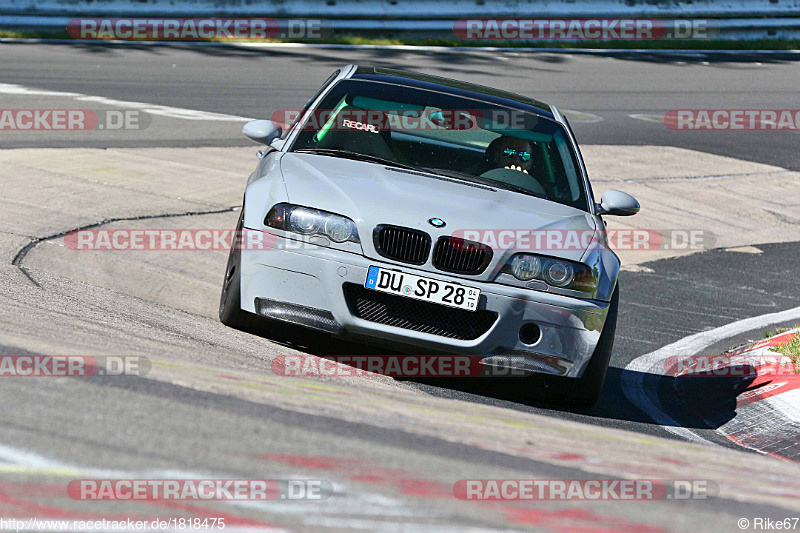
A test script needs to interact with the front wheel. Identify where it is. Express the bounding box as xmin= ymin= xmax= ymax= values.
xmin=219 ymin=211 xmax=262 ymax=330
xmin=536 ymin=284 xmax=619 ymax=408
